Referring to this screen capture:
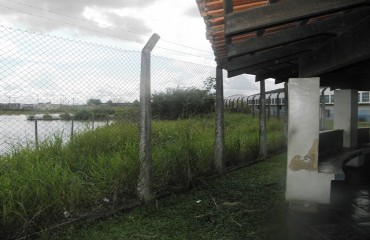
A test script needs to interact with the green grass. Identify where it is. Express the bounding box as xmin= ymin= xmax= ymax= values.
xmin=50 ymin=152 xmax=287 ymax=240
xmin=0 ymin=113 xmax=285 ymax=239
